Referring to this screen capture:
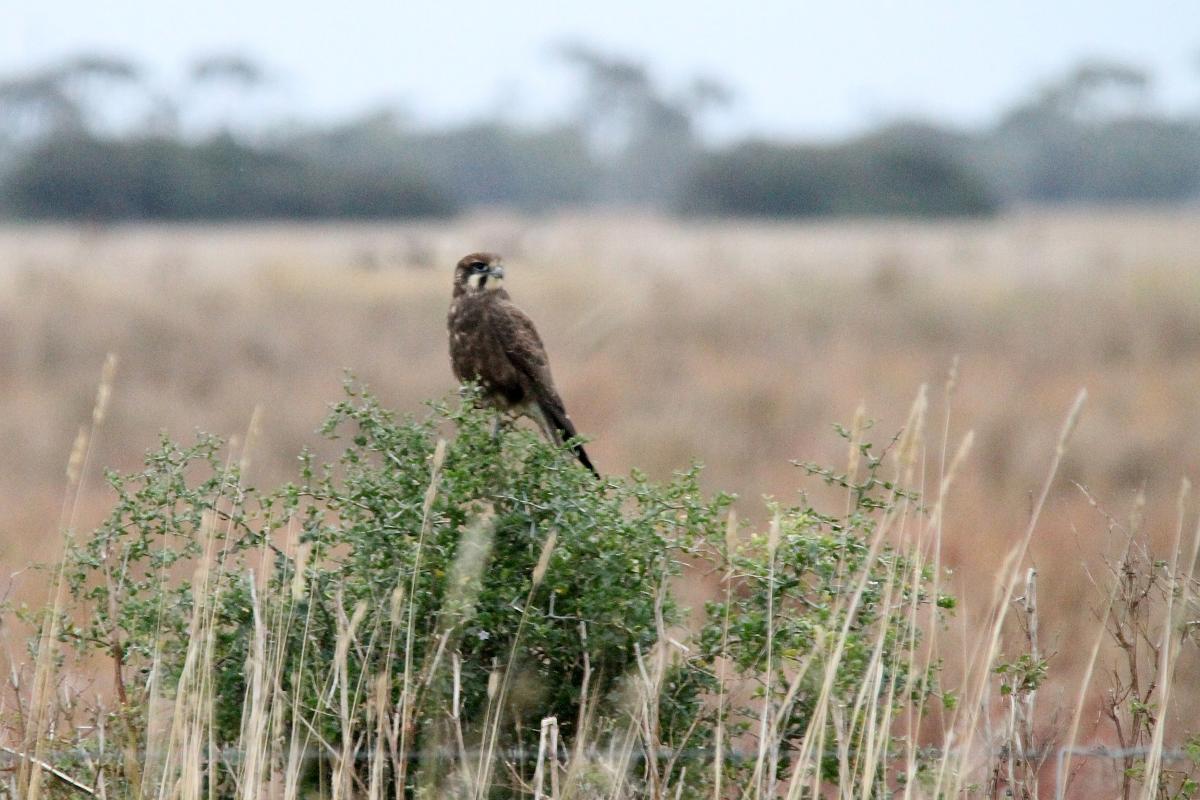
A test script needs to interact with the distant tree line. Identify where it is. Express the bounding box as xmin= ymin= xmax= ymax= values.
xmin=1 ymin=49 xmax=1197 ymax=220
